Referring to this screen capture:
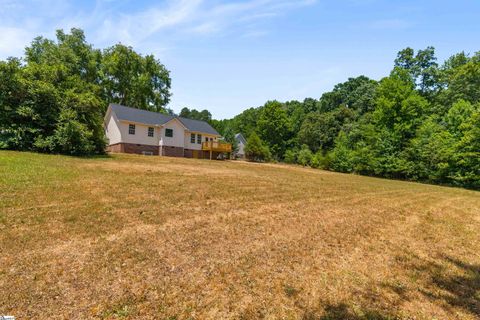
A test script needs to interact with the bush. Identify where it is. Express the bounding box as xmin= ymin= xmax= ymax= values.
xmin=284 ymin=149 xmax=297 ymax=164
xmin=50 ymin=108 xmax=95 ymax=155
xmin=297 ymin=145 xmax=313 ymax=166
xmin=311 ymin=152 xmax=328 ymax=169
xmin=245 ymin=132 xmax=271 ymax=162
